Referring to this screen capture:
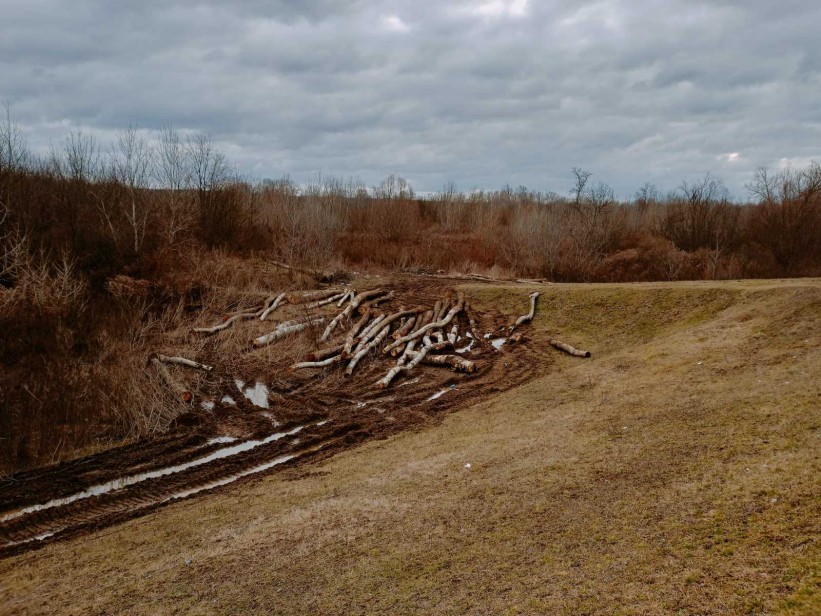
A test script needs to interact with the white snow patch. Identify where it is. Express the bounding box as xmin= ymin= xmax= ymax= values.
xmin=206 ymin=436 xmax=237 ymax=446
xmin=221 ymin=396 xmax=236 ymax=406
xmin=200 ymin=401 xmax=215 ymax=411
xmin=0 ymin=427 xmax=304 ymax=523
xmin=491 ymin=338 xmax=507 ymax=350
xmin=237 ymin=380 xmax=270 ymax=408
xmin=427 ymin=389 xmax=450 ymax=401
